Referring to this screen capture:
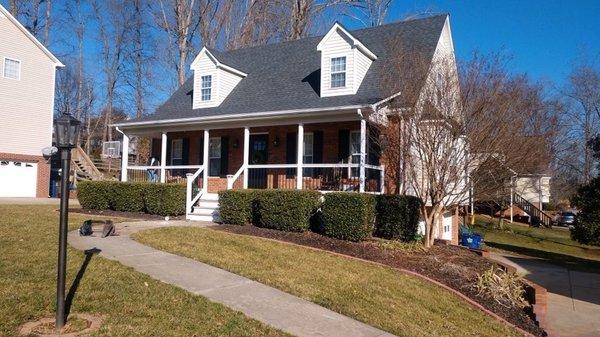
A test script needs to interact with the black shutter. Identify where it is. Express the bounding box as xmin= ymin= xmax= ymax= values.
xmin=338 ymin=129 xmax=350 ymax=179
xmin=286 ymin=132 xmax=297 ymax=177
xmin=368 ymin=126 xmax=380 ymax=166
xmin=166 ymin=136 xmax=172 ymax=165
xmin=151 ymin=138 xmax=160 ymax=159
xmin=198 ymin=136 xmax=204 ymax=165
xmin=313 ymin=131 xmax=323 ymax=177
xmin=220 ymin=136 xmax=229 ymax=177
xmin=338 ymin=129 xmax=350 ymax=162
xmin=182 ymin=137 xmax=190 ymax=165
